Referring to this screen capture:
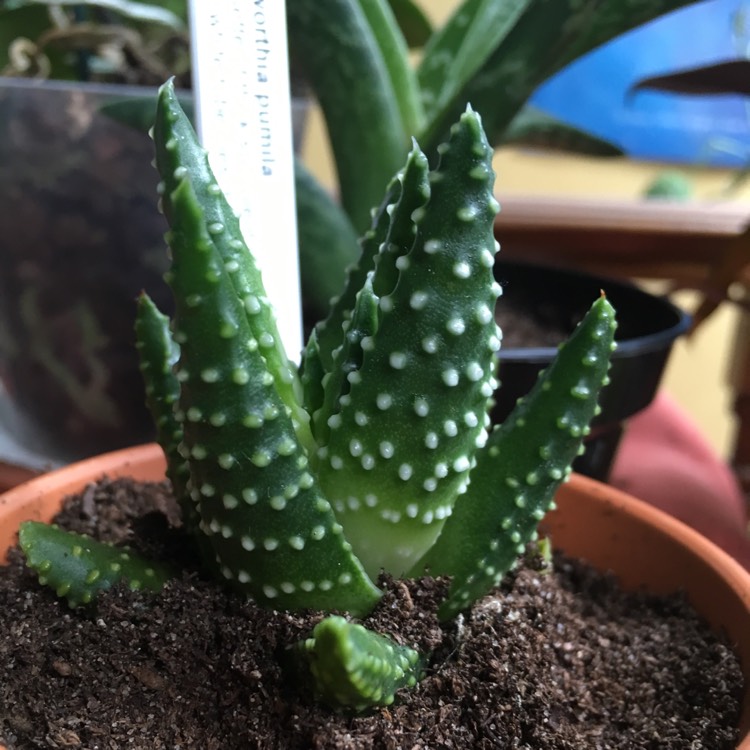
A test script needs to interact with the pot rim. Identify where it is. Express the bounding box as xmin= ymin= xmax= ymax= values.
xmin=494 ymin=259 xmax=691 ymax=362
xmin=2 ymin=443 xmax=744 ymax=580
